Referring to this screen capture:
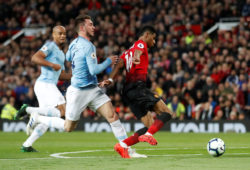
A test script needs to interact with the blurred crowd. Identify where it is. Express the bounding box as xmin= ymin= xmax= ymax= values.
xmin=0 ymin=0 xmax=249 ymax=121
